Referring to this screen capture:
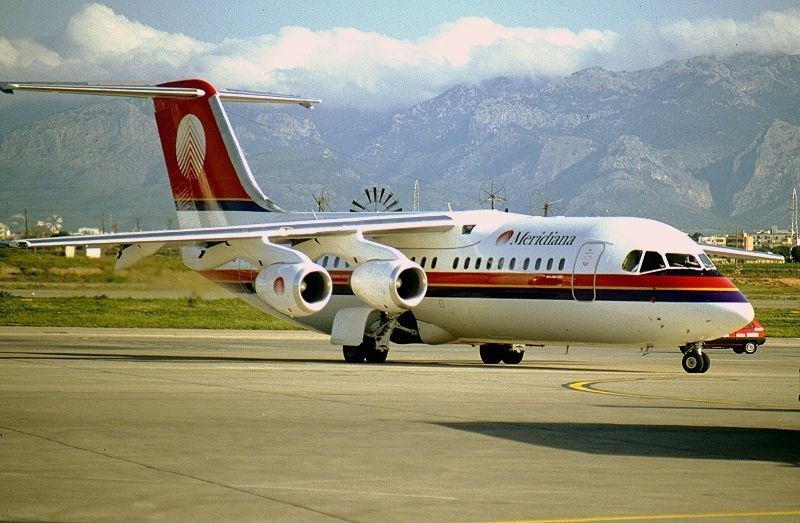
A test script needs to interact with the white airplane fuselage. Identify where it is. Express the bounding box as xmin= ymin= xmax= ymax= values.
xmin=194 ymin=209 xmax=753 ymax=349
